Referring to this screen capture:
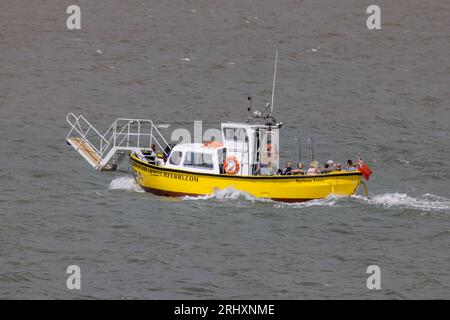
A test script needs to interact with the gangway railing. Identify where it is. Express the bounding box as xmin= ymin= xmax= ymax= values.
xmin=65 ymin=113 xmax=171 ymax=170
